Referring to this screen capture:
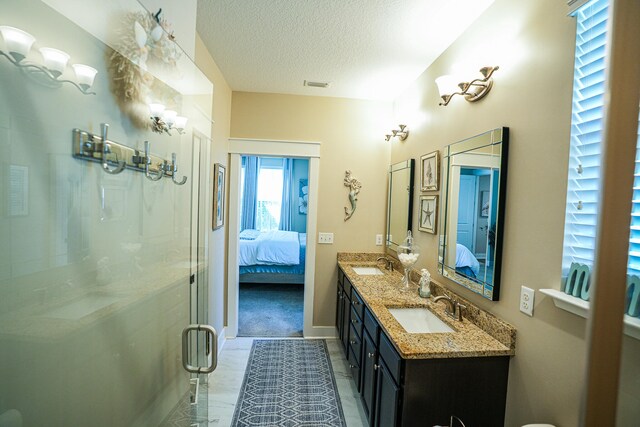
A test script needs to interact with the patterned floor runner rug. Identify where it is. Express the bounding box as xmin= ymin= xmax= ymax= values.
xmin=231 ymin=339 xmax=346 ymax=426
